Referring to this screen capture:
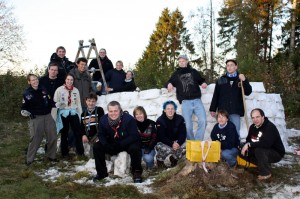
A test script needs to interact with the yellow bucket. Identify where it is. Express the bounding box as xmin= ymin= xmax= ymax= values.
xmin=186 ymin=140 xmax=221 ymax=162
